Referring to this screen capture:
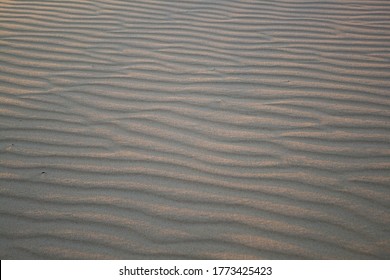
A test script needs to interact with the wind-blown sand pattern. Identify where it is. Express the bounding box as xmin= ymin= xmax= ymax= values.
xmin=0 ymin=0 xmax=390 ymax=259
